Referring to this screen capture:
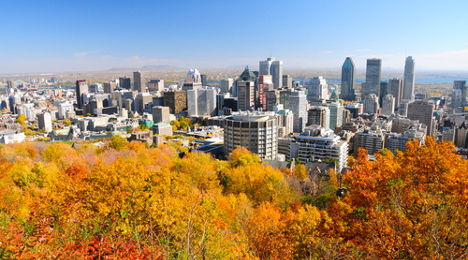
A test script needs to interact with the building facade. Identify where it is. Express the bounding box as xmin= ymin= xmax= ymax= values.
xmin=223 ymin=112 xmax=278 ymax=160
xmin=340 ymin=57 xmax=355 ymax=101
